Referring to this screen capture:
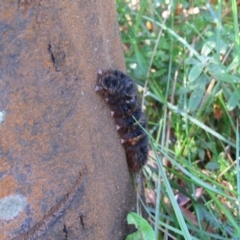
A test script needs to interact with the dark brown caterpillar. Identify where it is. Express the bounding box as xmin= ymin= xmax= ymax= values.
xmin=95 ymin=69 xmax=148 ymax=172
